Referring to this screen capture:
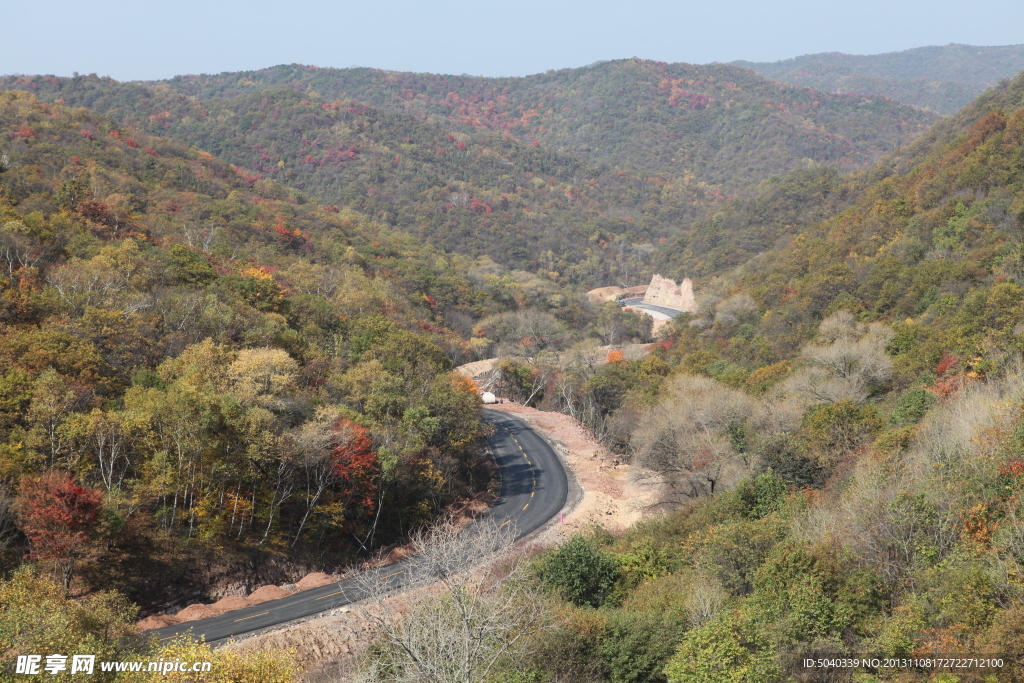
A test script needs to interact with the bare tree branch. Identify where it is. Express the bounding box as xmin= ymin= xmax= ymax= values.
xmin=352 ymin=518 xmax=558 ymax=683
